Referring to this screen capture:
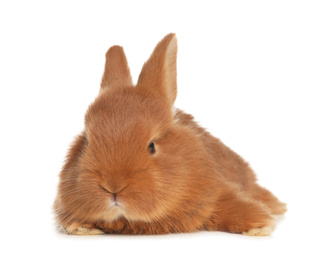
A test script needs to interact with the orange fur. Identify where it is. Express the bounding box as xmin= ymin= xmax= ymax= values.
xmin=54 ymin=33 xmax=286 ymax=236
